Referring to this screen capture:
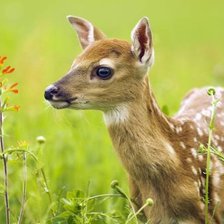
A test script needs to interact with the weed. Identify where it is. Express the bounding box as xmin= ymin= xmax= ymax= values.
xmin=198 ymin=88 xmax=224 ymax=223
xmin=0 ymin=57 xmax=53 ymax=223
xmin=0 ymin=56 xmax=20 ymax=224
xmin=49 ymin=180 xmax=153 ymax=224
